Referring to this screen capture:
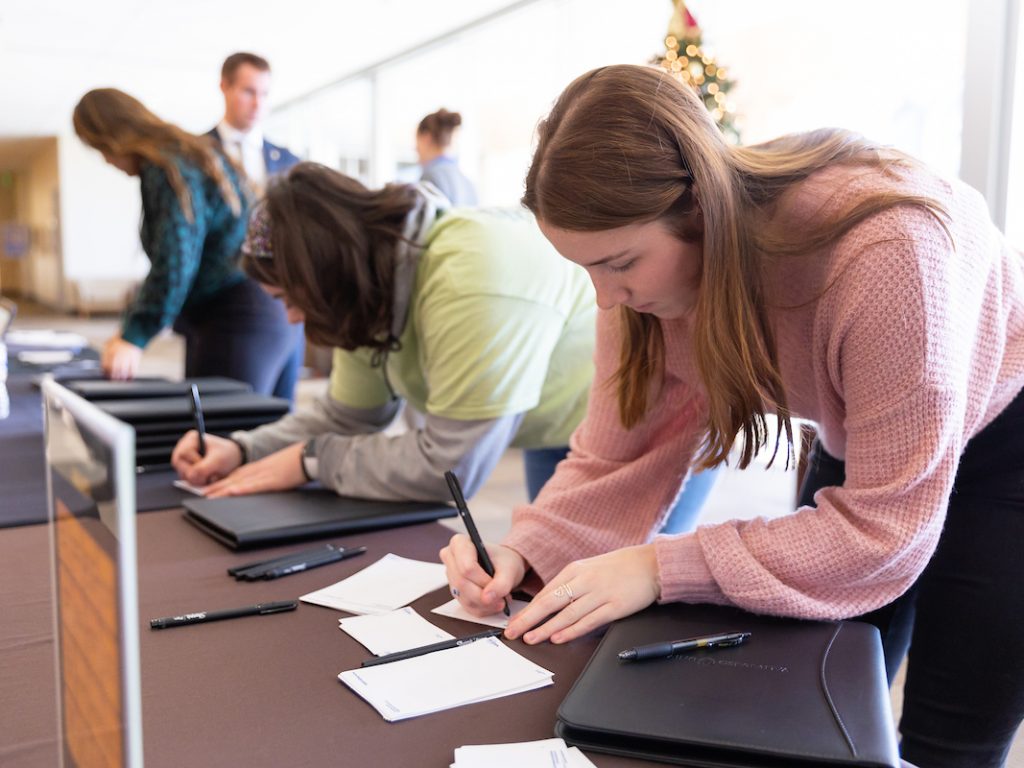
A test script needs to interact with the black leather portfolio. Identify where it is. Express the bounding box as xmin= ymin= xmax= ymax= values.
xmin=555 ymin=603 xmax=899 ymax=767
xmin=88 ymin=389 xmax=288 ymax=469
xmin=98 ymin=391 xmax=288 ymax=424
xmin=66 ymin=376 xmax=251 ymax=400
xmin=183 ymin=488 xmax=457 ymax=550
